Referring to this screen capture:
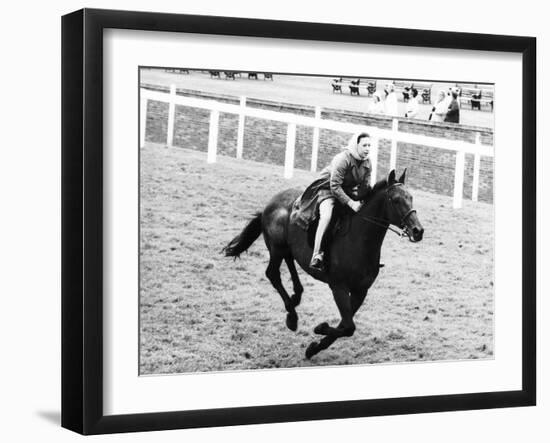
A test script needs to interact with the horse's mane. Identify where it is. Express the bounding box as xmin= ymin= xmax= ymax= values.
xmin=370 ymin=178 xmax=389 ymax=195
xmin=362 ymin=178 xmax=389 ymax=202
